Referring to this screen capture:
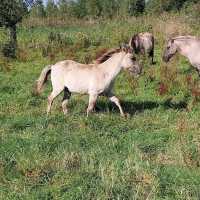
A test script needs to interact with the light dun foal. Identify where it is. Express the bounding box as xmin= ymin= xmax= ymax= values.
xmin=36 ymin=45 xmax=141 ymax=117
